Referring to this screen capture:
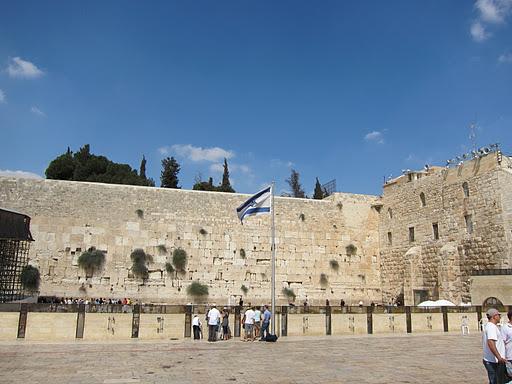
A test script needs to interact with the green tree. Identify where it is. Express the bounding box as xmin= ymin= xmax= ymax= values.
xmin=20 ymin=265 xmax=40 ymax=292
xmin=160 ymin=156 xmax=181 ymax=188
xmin=286 ymin=169 xmax=305 ymax=198
xmin=219 ymin=158 xmax=235 ymax=192
xmin=45 ymin=152 xmax=76 ymax=180
xmin=313 ymin=177 xmax=325 ymax=200
xmin=193 ymin=176 xmax=216 ymax=191
xmin=139 ymin=155 xmax=147 ymax=179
